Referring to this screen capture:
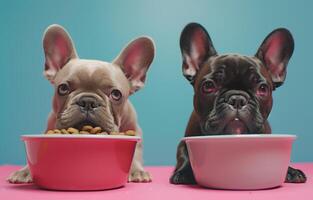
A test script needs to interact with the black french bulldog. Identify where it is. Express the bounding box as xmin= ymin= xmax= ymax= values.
xmin=170 ymin=23 xmax=307 ymax=185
